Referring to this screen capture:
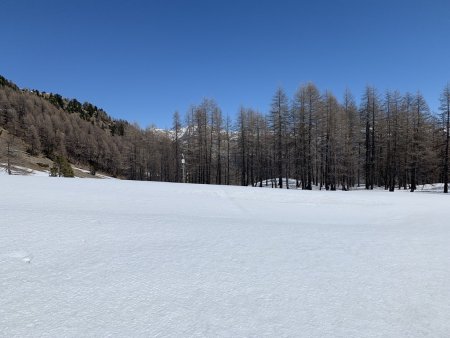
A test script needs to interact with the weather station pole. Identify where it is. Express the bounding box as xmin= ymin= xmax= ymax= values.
xmin=181 ymin=153 xmax=186 ymax=183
